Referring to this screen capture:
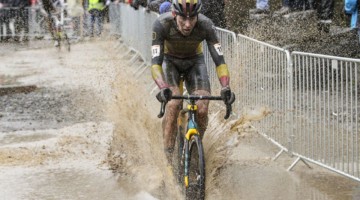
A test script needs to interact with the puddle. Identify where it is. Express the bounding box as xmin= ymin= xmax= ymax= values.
xmin=0 ymin=85 xmax=37 ymax=96
xmin=0 ymin=166 xmax=157 ymax=200
xmin=0 ymin=88 xmax=104 ymax=132
xmin=0 ymin=132 xmax=55 ymax=146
